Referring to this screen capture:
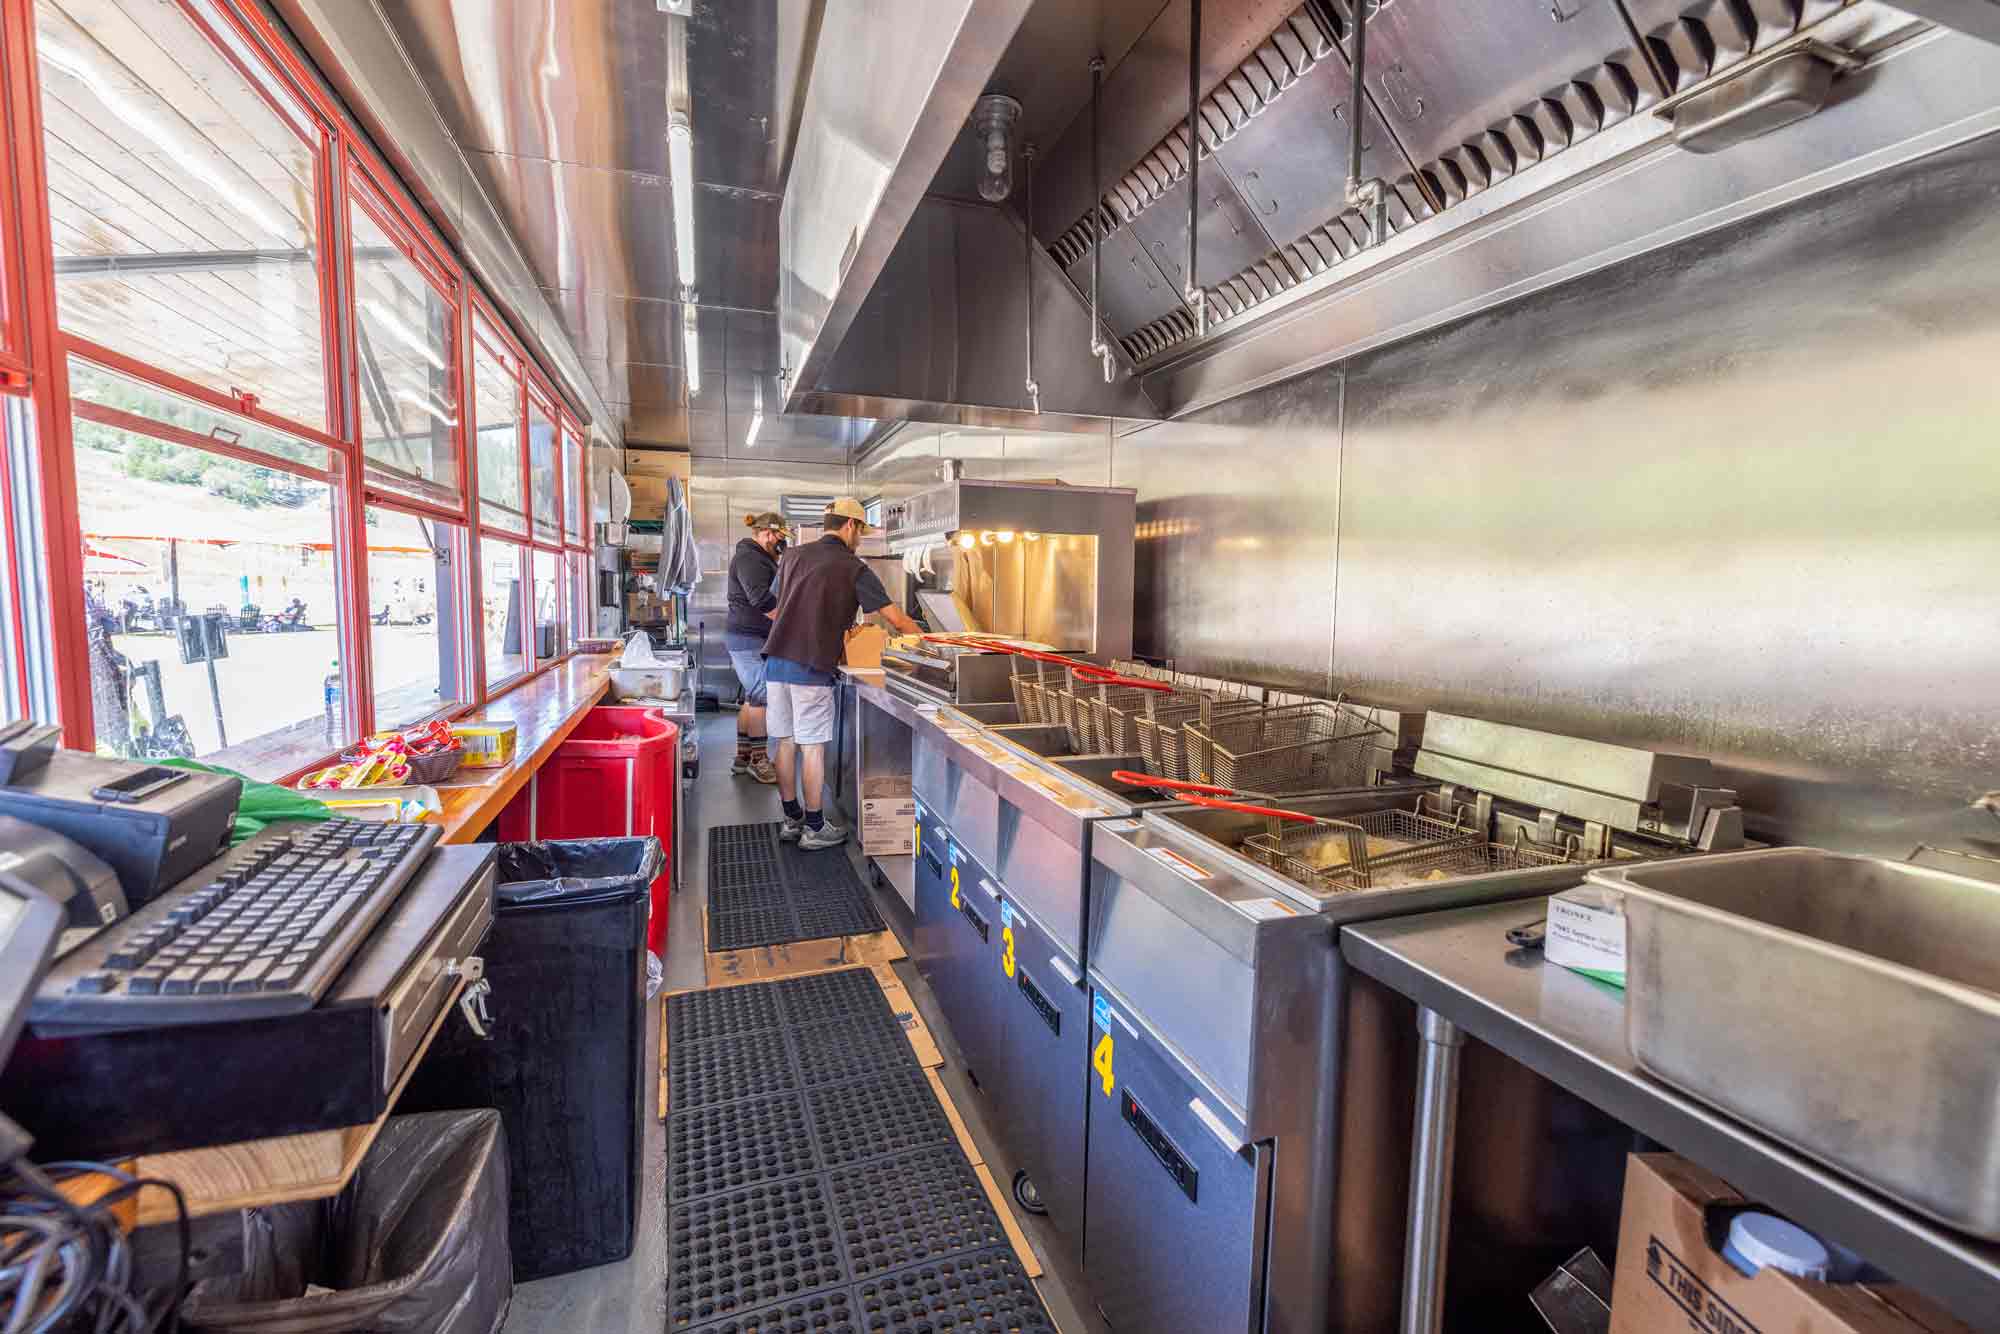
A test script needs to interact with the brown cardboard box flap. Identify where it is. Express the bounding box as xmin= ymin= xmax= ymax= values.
xmin=843 ymin=624 xmax=888 ymax=669
xmin=1610 ymin=1155 xmax=1975 ymax=1334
